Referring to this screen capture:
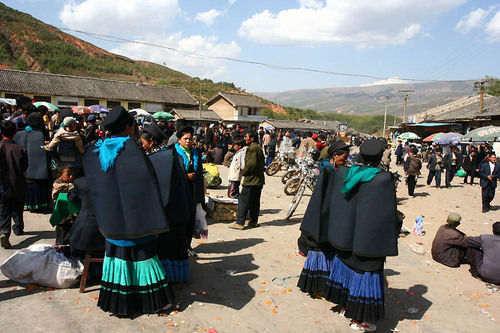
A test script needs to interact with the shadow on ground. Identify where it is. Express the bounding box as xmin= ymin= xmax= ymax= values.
xmin=174 ymin=253 xmax=259 ymax=310
xmin=194 ymin=238 xmax=265 ymax=254
xmin=0 ymin=279 xmax=47 ymax=302
xmin=11 ymin=230 xmax=56 ymax=250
